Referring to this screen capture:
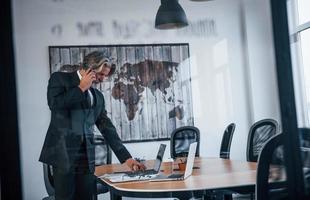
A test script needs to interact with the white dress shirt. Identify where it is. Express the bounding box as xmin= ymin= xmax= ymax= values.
xmin=77 ymin=70 xmax=94 ymax=106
